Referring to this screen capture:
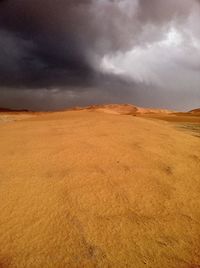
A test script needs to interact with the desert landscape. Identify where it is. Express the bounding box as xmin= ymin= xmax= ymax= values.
xmin=0 ymin=104 xmax=200 ymax=268
xmin=1 ymin=0 xmax=200 ymax=267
